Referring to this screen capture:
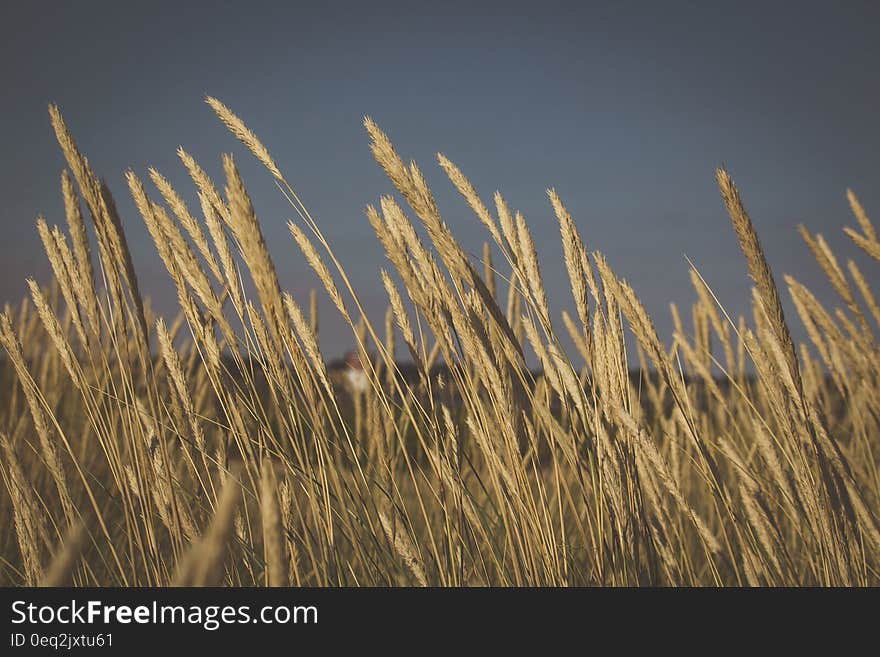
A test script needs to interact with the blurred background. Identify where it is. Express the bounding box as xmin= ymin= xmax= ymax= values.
xmin=2 ymin=0 xmax=878 ymax=361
